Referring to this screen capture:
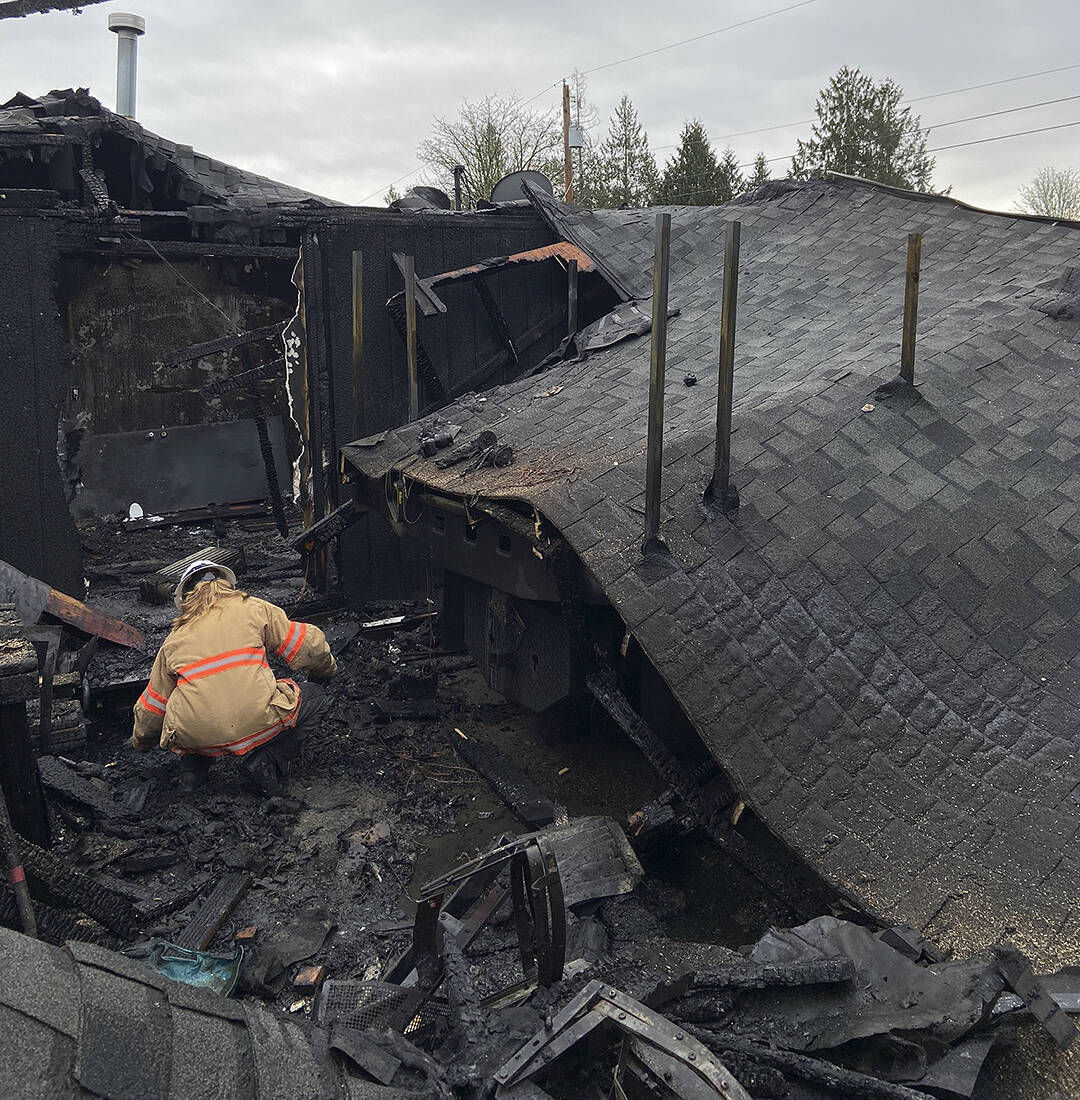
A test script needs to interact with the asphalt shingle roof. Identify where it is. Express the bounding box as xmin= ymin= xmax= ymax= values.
xmin=0 ymin=926 xmax=346 ymax=1098
xmin=345 ymin=176 xmax=1080 ymax=967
